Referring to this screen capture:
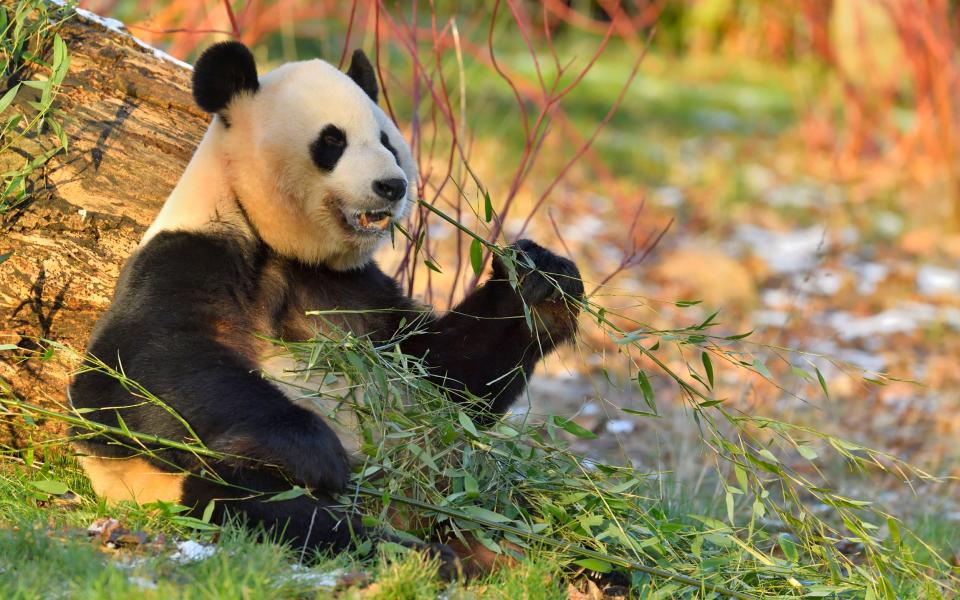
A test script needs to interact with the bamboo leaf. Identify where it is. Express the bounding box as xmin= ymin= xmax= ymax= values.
xmin=462 ymin=505 xmax=512 ymax=523
xmin=458 ymin=411 xmax=479 ymax=438
xmin=553 ymin=416 xmax=597 ymax=439
xmin=469 ymin=238 xmax=483 ymax=276
xmin=265 ymin=486 xmax=309 ymax=502
xmin=752 ymin=359 xmax=772 ymax=380
xmin=0 ymin=83 xmax=20 ymax=114
xmin=701 ymin=351 xmax=714 ymax=388
xmin=574 ymin=558 xmax=612 ymax=573
xmin=637 ymin=371 xmax=655 ymax=412
xmin=797 ymin=444 xmax=818 ymax=461
xmin=29 ymin=480 xmax=68 ymax=495
xmin=815 ymin=366 xmax=830 ymax=400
